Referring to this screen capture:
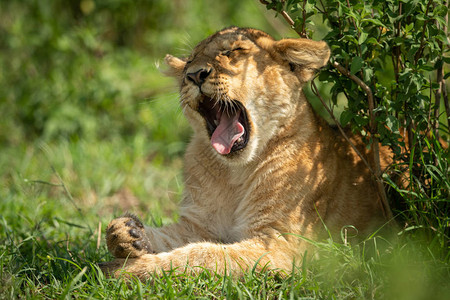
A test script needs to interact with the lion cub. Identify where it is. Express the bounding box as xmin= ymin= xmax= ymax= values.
xmin=99 ymin=27 xmax=386 ymax=278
